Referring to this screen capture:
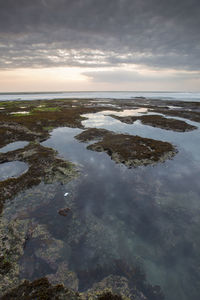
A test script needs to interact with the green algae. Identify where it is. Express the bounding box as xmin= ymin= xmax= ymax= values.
xmin=33 ymin=106 xmax=61 ymax=112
